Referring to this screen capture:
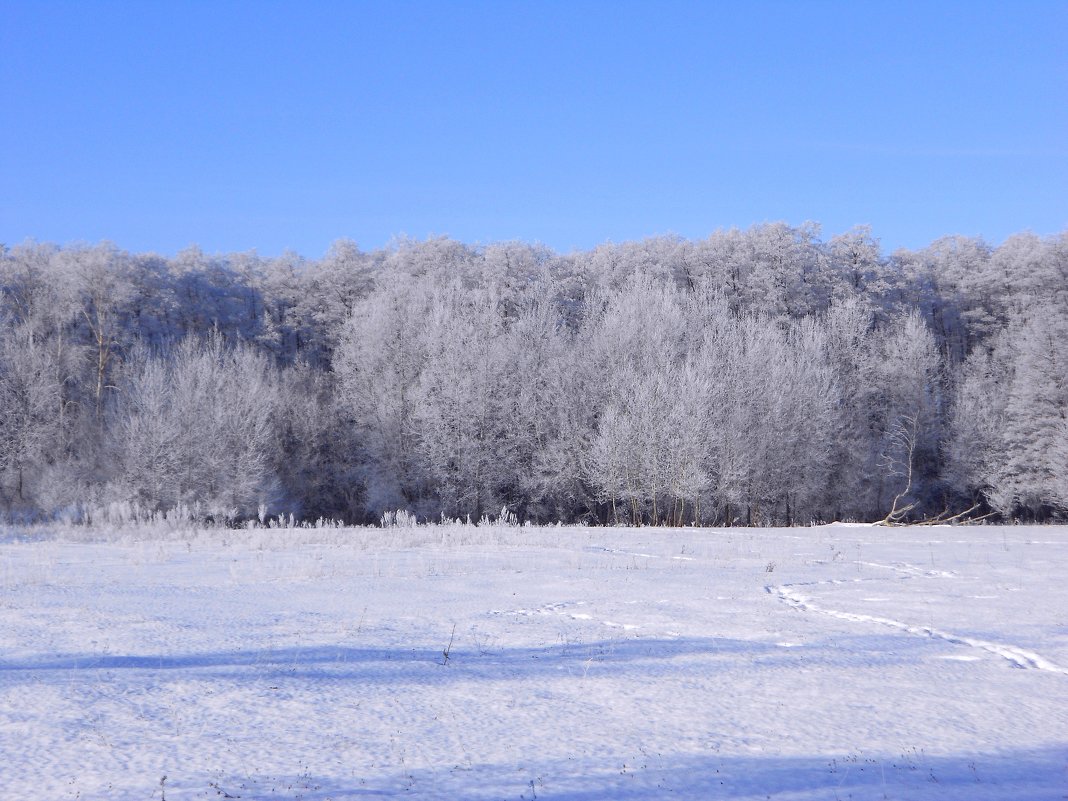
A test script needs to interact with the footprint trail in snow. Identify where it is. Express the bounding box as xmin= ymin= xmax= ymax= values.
xmin=769 ymin=559 xmax=1068 ymax=675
